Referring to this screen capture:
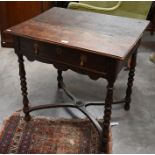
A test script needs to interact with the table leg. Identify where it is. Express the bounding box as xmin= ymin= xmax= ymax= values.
xmin=57 ymin=70 xmax=63 ymax=88
xmin=124 ymin=51 xmax=137 ymax=111
xmin=102 ymin=80 xmax=114 ymax=153
xmin=17 ymin=54 xmax=31 ymax=121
